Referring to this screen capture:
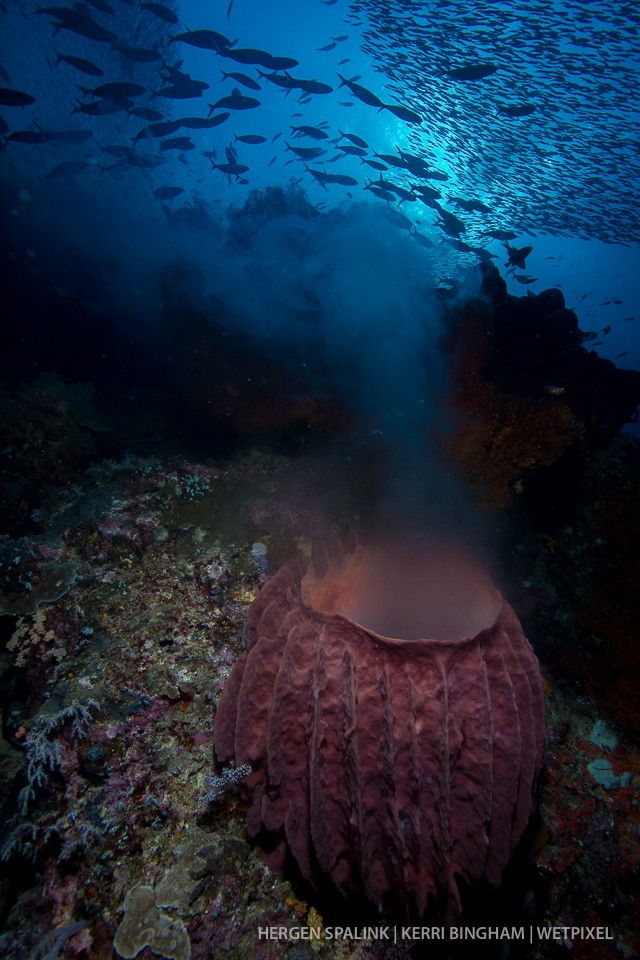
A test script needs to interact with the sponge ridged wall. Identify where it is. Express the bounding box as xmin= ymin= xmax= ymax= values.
xmin=214 ymin=539 xmax=545 ymax=918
